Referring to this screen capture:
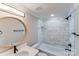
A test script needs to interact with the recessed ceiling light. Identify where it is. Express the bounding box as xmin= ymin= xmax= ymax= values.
xmin=51 ymin=14 xmax=54 ymax=17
